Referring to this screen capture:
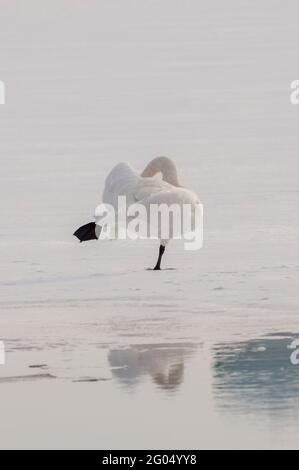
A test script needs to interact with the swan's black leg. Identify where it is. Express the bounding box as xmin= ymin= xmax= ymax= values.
xmin=73 ymin=222 xmax=101 ymax=242
xmin=153 ymin=244 xmax=165 ymax=270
